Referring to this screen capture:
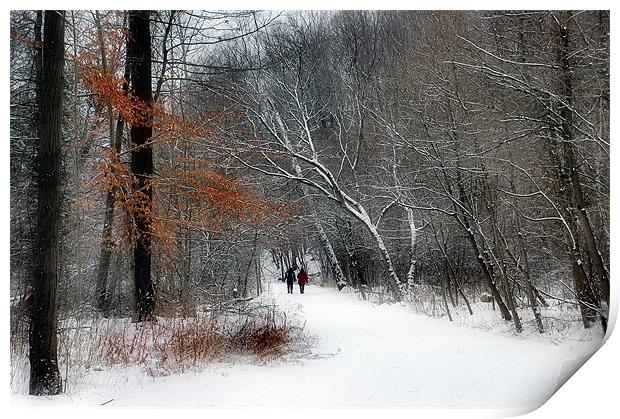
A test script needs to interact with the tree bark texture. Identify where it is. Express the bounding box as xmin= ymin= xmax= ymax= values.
xmin=128 ymin=10 xmax=155 ymax=322
xmin=557 ymin=17 xmax=606 ymax=330
xmin=29 ymin=10 xmax=64 ymax=396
